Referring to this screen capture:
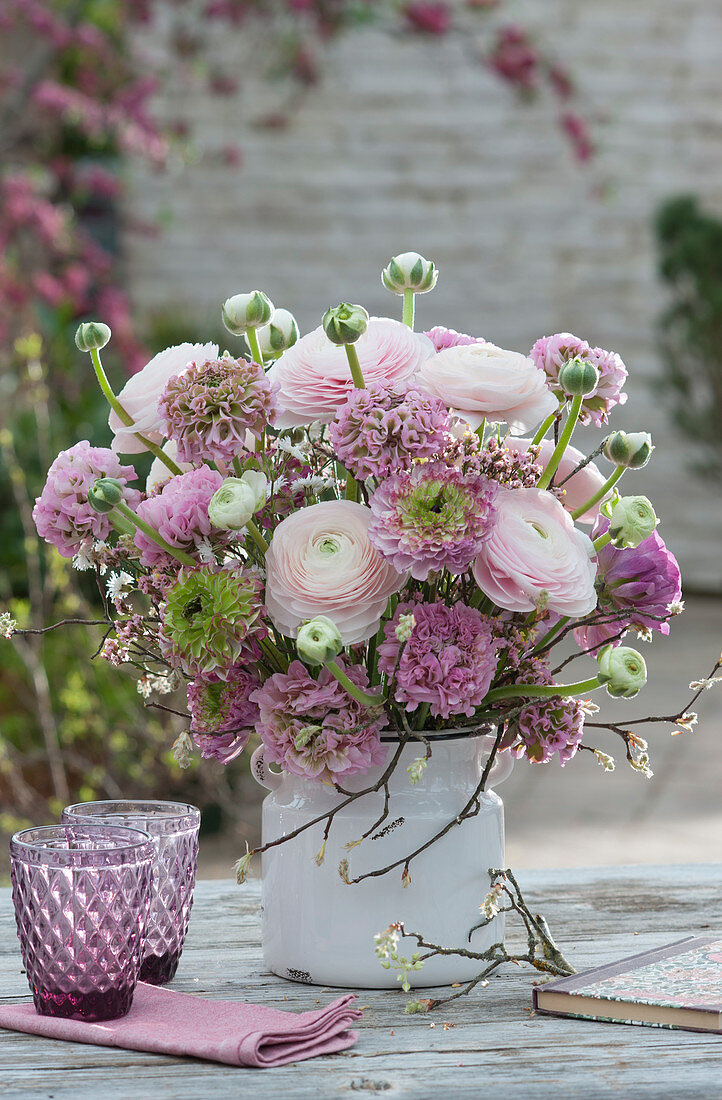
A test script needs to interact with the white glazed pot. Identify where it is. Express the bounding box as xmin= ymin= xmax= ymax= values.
xmin=251 ymin=730 xmax=514 ymax=989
